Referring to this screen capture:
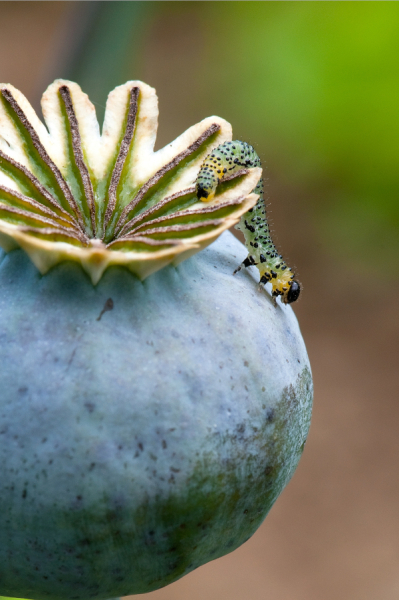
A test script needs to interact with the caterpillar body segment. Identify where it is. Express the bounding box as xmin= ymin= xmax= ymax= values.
xmin=196 ymin=140 xmax=300 ymax=304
